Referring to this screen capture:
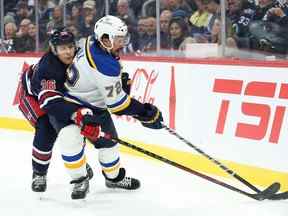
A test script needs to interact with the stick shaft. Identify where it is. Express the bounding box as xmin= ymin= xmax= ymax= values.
xmin=162 ymin=125 xmax=261 ymax=193
xmin=115 ymin=138 xmax=259 ymax=200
